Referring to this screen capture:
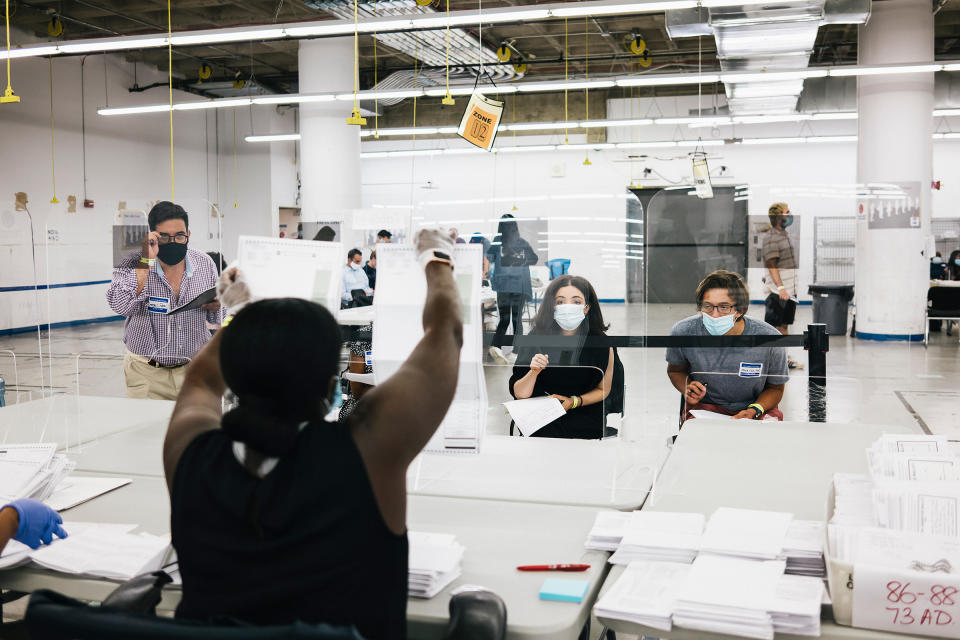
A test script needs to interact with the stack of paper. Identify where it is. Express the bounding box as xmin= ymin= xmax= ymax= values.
xmin=584 ymin=511 xmax=636 ymax=551
xmin=828 ymin=524 xmax=960 ymax=571
xmin=768 ymin=574 xmax=824 ymax=637
xmin=0 ymin=522 xmax=169 ymax=580
xmin=407 ymin=531 xmax=464 ymax=598
xmin=780 ymin=520 xmax=826 ymax=577
xmin=700 ymin=508 xmax=793 ymax=560
xmin=608 ymin=512 xmax=704 ymax=565
xmin=872 ymin=480 xmax=960 ymax=536
xmin=593 ymin=561 xmax=691 ymax=631
xmin=867 ymin=434 xmax=960 ymax=481
xmin=0 ymin=444 xmax=75 ymax=504
xmin=831 ymin=473 xmax=877 ymax=526
xmin=672 ymin=555 xmax=785 ymax=640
